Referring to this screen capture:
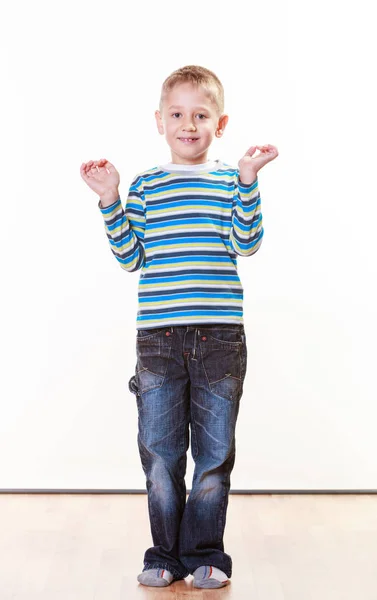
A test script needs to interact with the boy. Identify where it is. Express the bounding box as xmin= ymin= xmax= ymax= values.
xmin=80 ymin=65 xmax=278 ymax=589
